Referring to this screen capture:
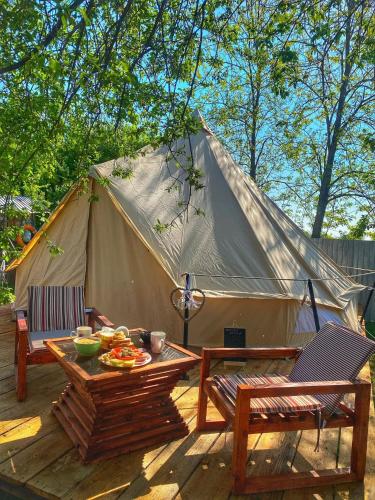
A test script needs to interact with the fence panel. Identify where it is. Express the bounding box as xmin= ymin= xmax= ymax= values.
xmin=314 ymin=239 xmax=375 ymax=321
